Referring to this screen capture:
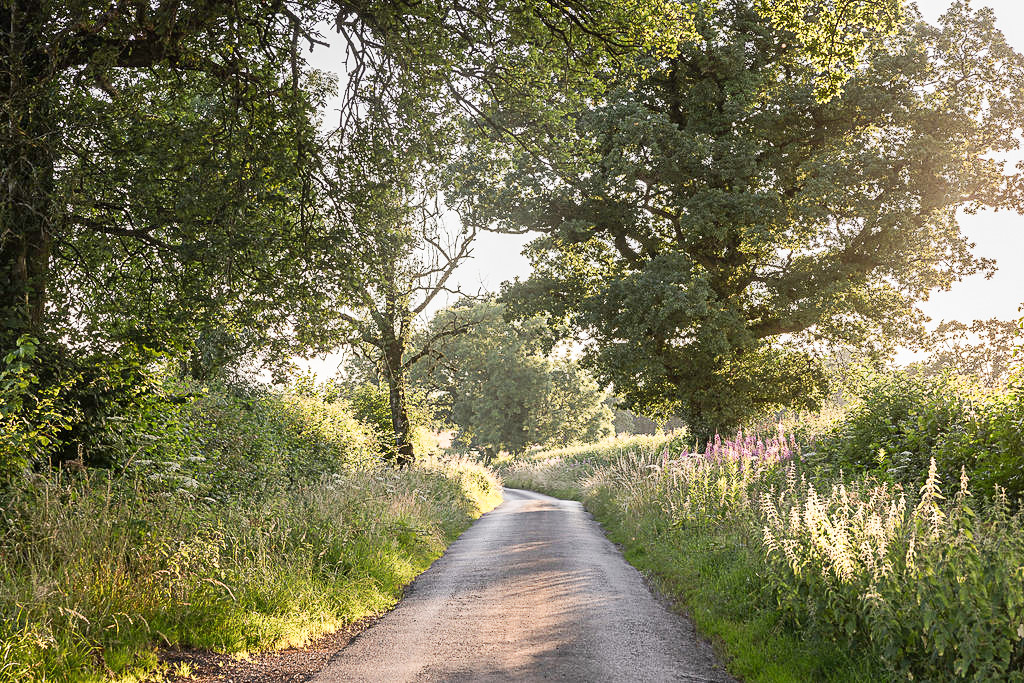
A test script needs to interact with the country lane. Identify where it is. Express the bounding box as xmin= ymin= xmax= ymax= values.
xmin=314 ymin=487 xmax=735 ymax=682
